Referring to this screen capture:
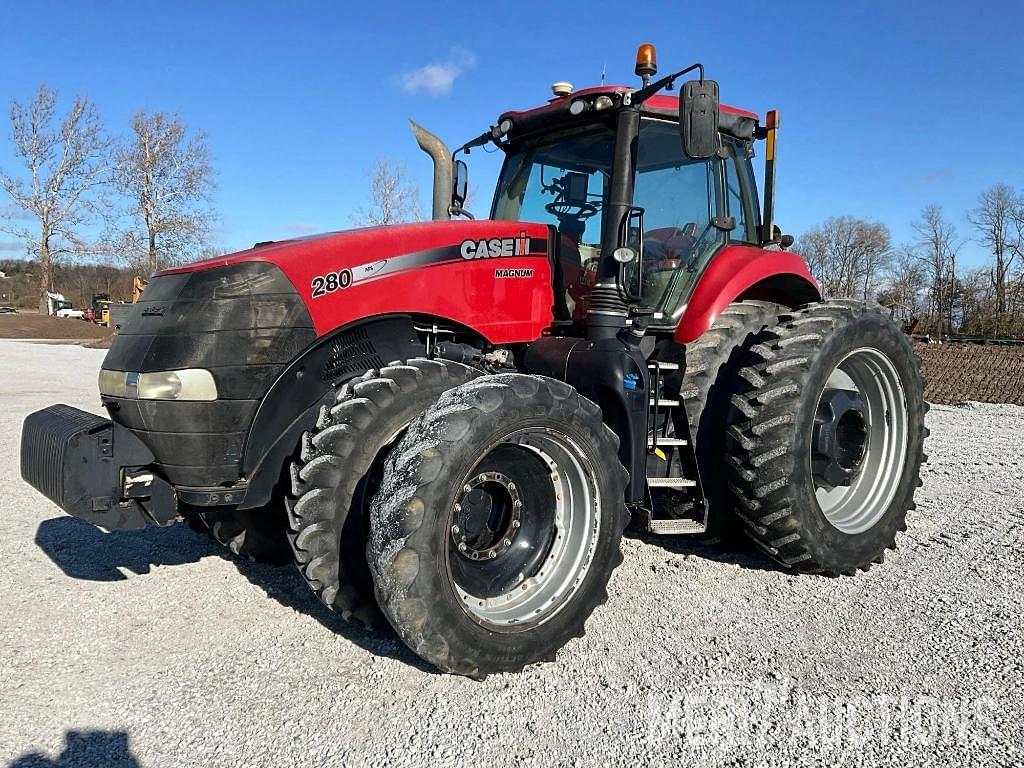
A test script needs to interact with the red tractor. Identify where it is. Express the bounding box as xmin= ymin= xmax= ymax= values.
xmin=21 ymin=44 xmax=926 ymax=678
